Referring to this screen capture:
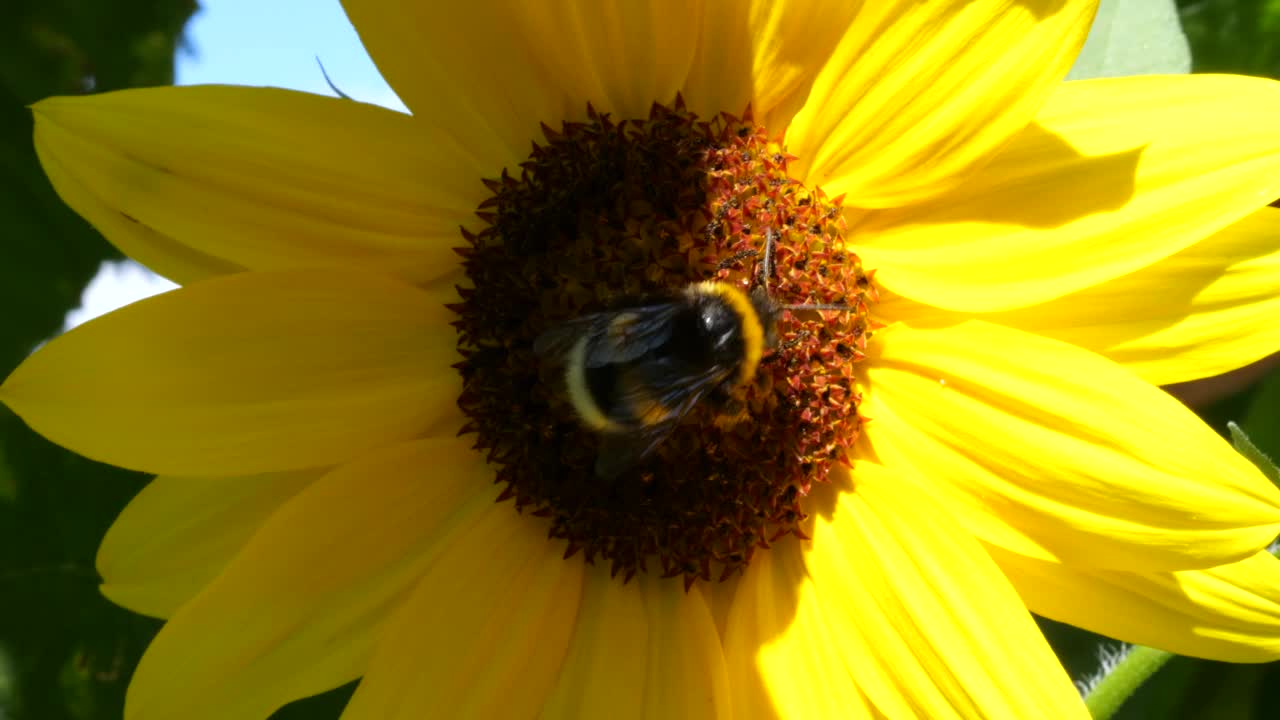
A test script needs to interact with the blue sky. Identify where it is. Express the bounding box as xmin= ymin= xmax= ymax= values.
xmin=70 ymin=0 xmax=402 ymax=328
xmin=174 ymin=0 xmax=404 ymax=110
